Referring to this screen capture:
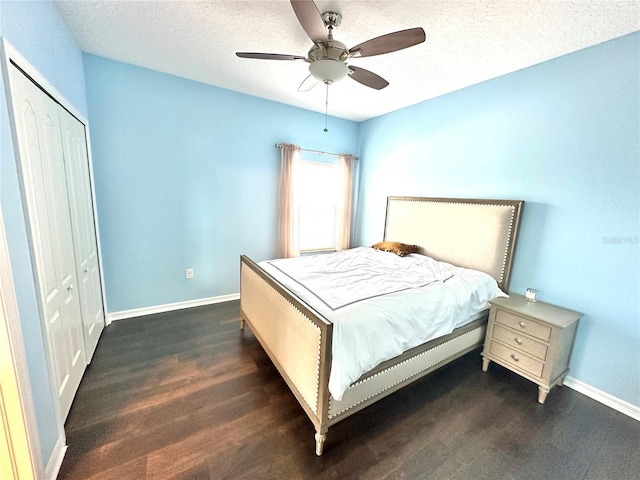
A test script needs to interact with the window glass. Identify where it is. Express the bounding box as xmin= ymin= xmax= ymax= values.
xmin=294 ymin=160 xmax=340 ymax=252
